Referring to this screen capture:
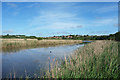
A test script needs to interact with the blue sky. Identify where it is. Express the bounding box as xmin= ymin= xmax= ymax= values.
xmin=2 ymin=2 xmax=118 ymax=37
